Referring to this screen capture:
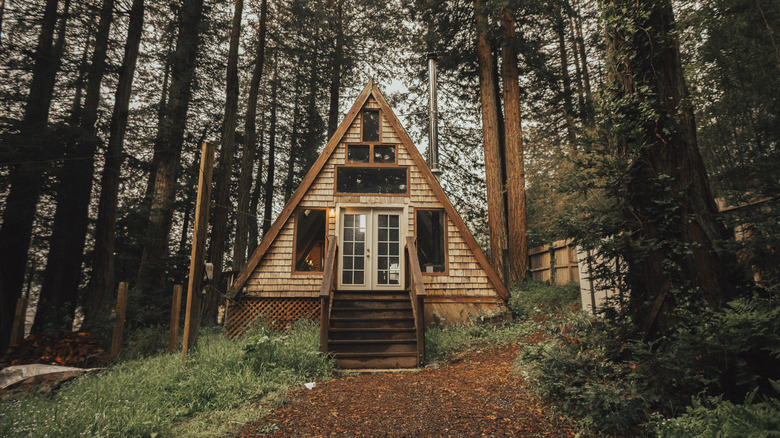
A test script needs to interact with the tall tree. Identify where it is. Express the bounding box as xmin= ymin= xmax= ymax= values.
xmin=326 ymin=0 xmax=343 ymax=139
xmin=0 ymin=0 xmax=64 ymax=352
xmin=262 ymin=51 xmax=279 ymax=236
xmin=593 ymin=0 xmax=743 ymax=335
xmin=500 ymin=6 xmax=529 ymax=283
xmin=234 ymin=0 xmax=268 ymax=269
xmin=84 ymin=0 xmax=145 ymax=331
xmin=134 ymin=0 xmax=205 ymax=318
xmin=34 ymin=0 xmax=116 ymax=334
xmin=474 ymin=0 xmax=508 ymax=281
xmin=206 ymin=0 xmax=244 ymax=321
